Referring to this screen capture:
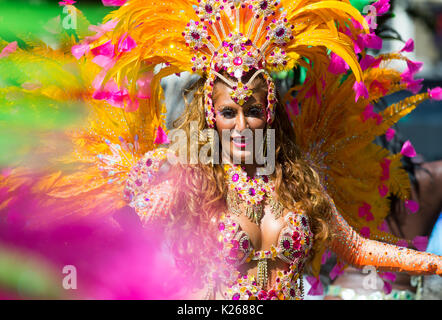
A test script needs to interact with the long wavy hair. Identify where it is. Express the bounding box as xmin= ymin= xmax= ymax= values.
xmin=163 ymin=73 xmax=334 ymax=287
